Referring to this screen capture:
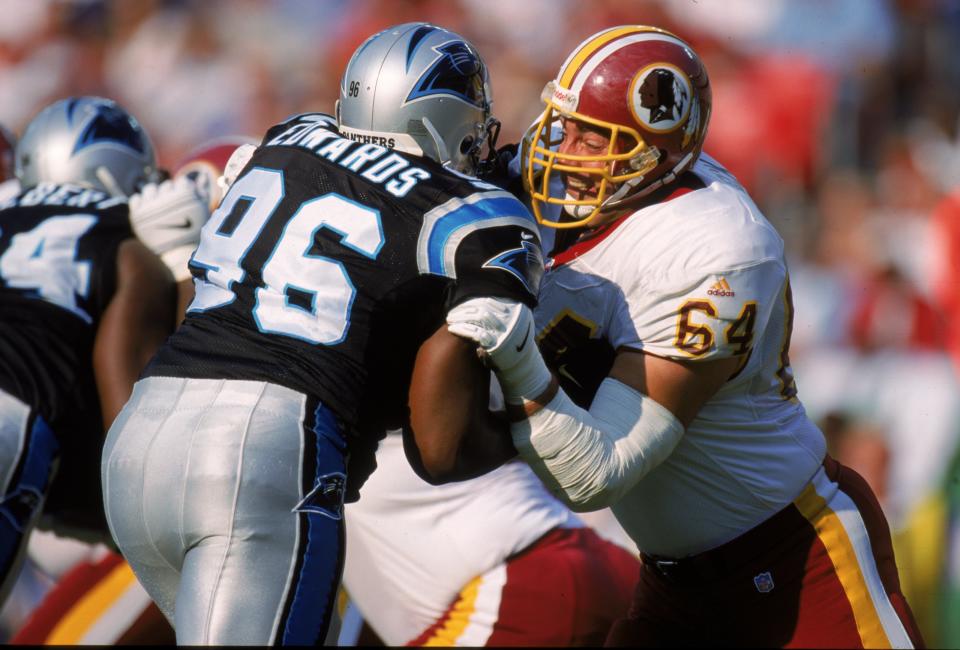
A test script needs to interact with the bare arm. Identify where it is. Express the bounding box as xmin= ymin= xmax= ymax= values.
xmin=92 ymin=238 xmax=177 ymax=429
xmin=518 ymin=348 xmax=741 ymax=426
xmin=610 ymin=348 xmax=741 ymax=425
xmin=448 ymin=297 xmax=745 ymax=509
xmin=175 ymin=277 xmax=195 ymax=325
xmin=406 ymin=323 xmax=516 ymax=484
